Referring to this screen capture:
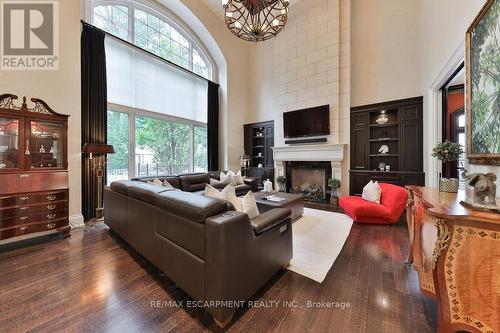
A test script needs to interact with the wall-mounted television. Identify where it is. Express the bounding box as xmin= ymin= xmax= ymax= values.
xmin=283 ymin=105 xmax=330 ymax=139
